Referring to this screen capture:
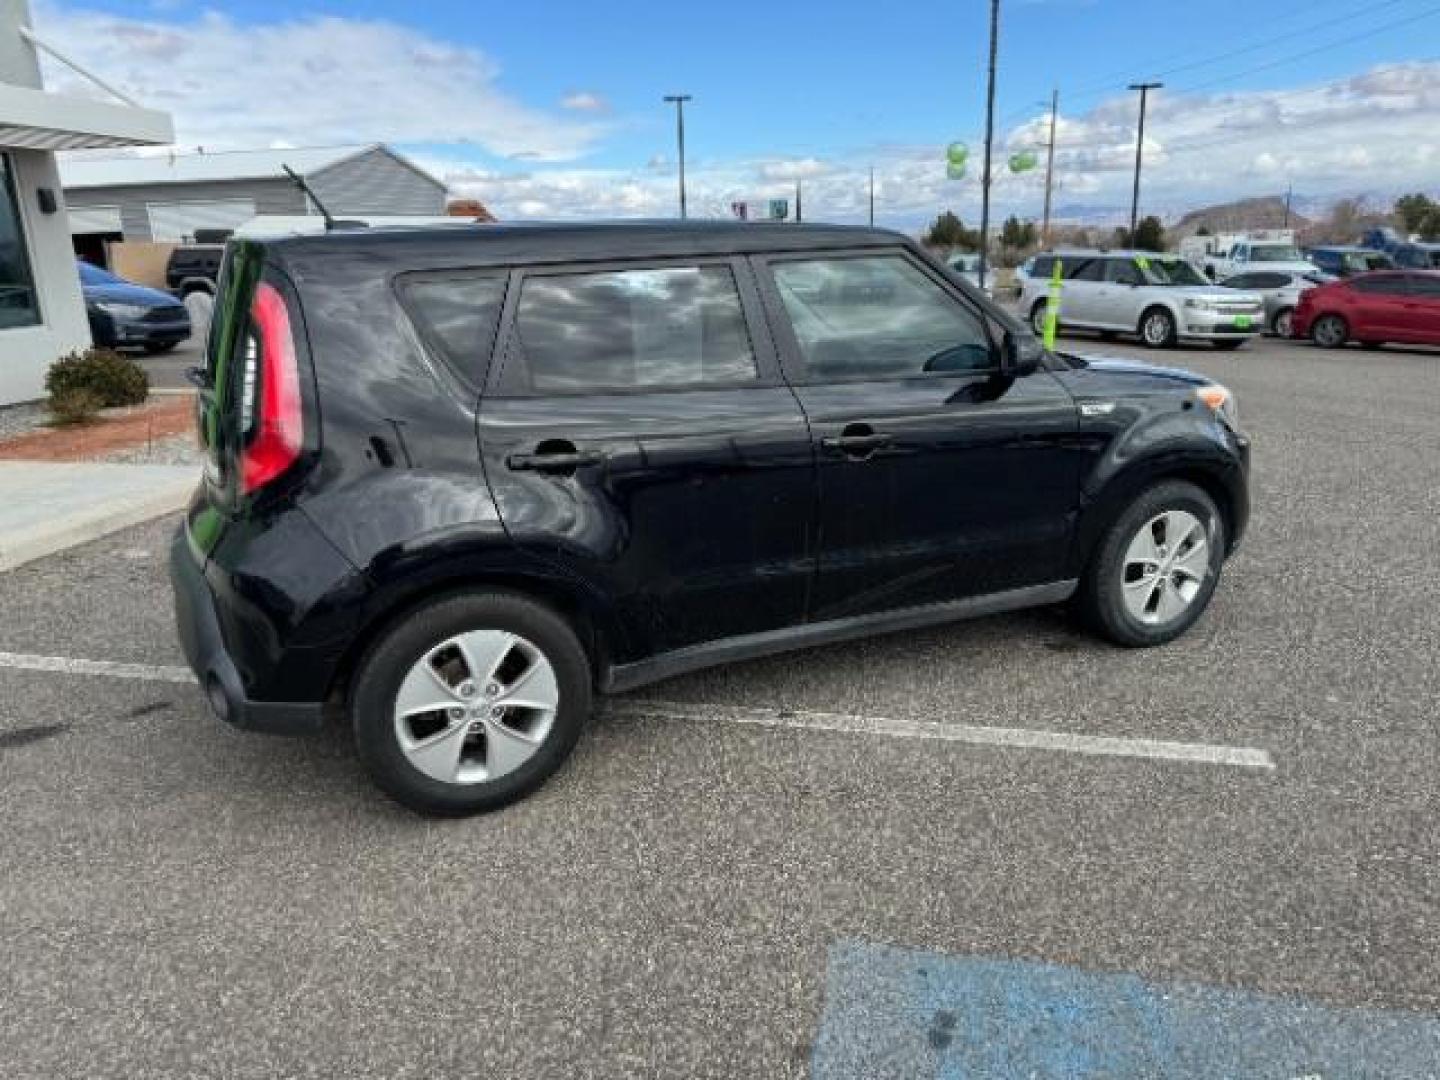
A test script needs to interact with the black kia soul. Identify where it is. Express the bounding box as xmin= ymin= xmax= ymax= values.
xmin=172 ymin=221 xmax=1249 ymax=815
